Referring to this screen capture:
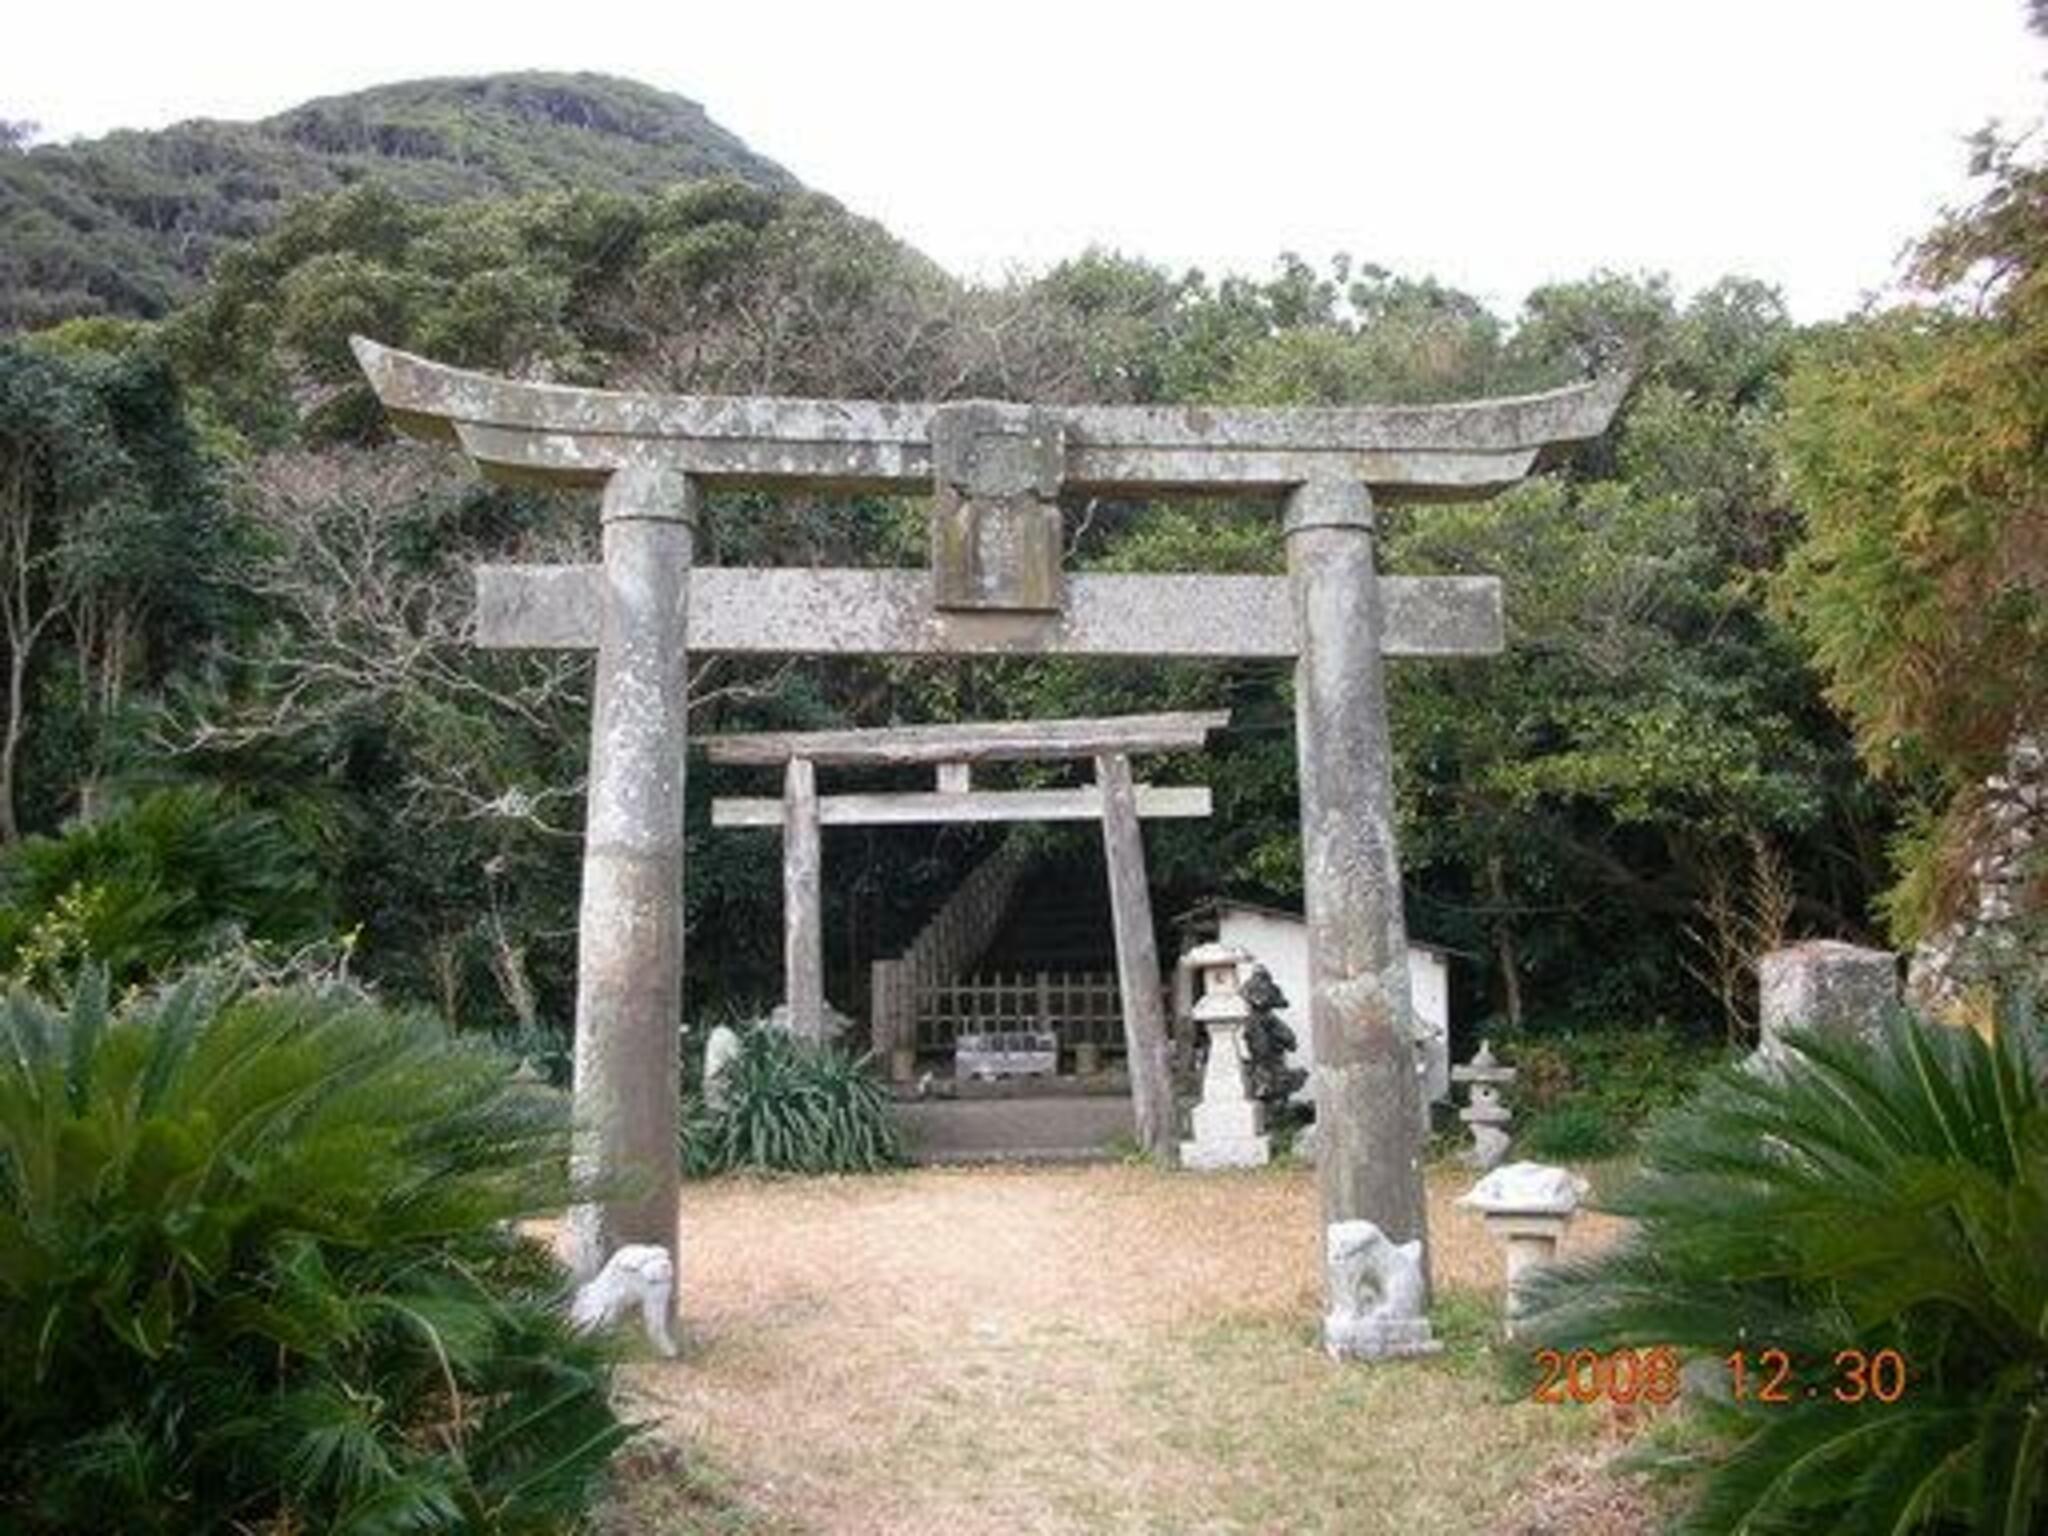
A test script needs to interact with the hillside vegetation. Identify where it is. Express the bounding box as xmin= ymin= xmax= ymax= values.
xmin=0 ymin=72 xmax=798 ymax=328
xmin=0 ymin=66 xmax=2036 ymax=1090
